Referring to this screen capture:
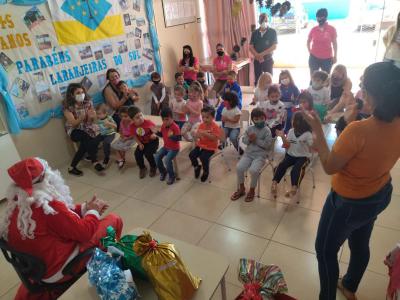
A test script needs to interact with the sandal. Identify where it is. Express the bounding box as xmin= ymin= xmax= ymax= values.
xmin=337 ymin=278 xmax=358 ymax=300
xmin=245 ymin=190 xmax=255 ymax=202
xmin=231 ymin=189 xmax=246 ymax=201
